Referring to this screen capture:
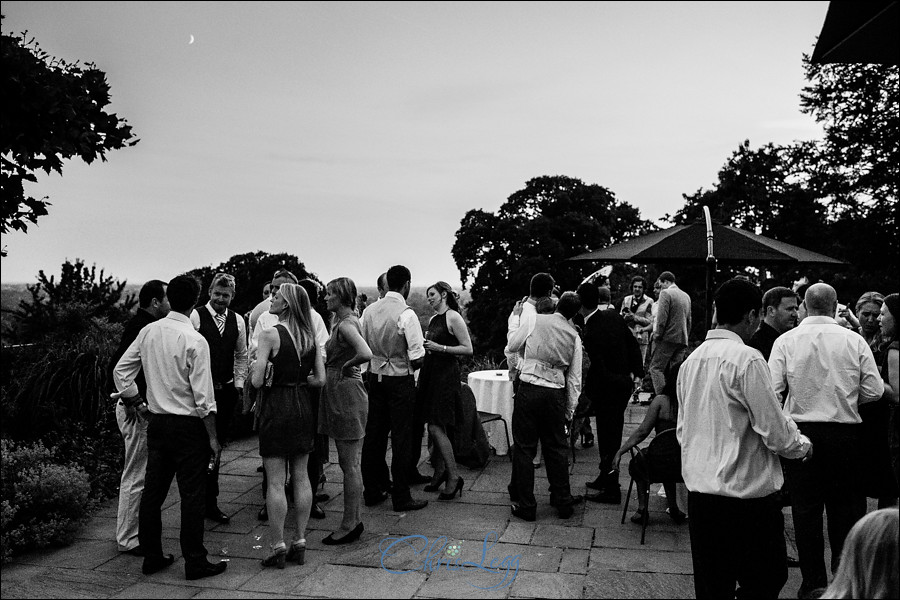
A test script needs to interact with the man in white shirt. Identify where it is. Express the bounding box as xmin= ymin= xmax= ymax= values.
xmin=113 ymin=275 xmax=228 ymax=581
xmin=677 ymin=278 xmax=812 ymax=599
xmin=360 ymin=265 xmax=428 ymax=512
xmin=190 ymin=272 xmax=248 ymax=524
xmin=504 ymin=273 xmax=555 ymax=389
xmin=769 ymin=282 xmax=884 ymax=599
xmin=507 ymin=292 xmax=584 ymax=521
